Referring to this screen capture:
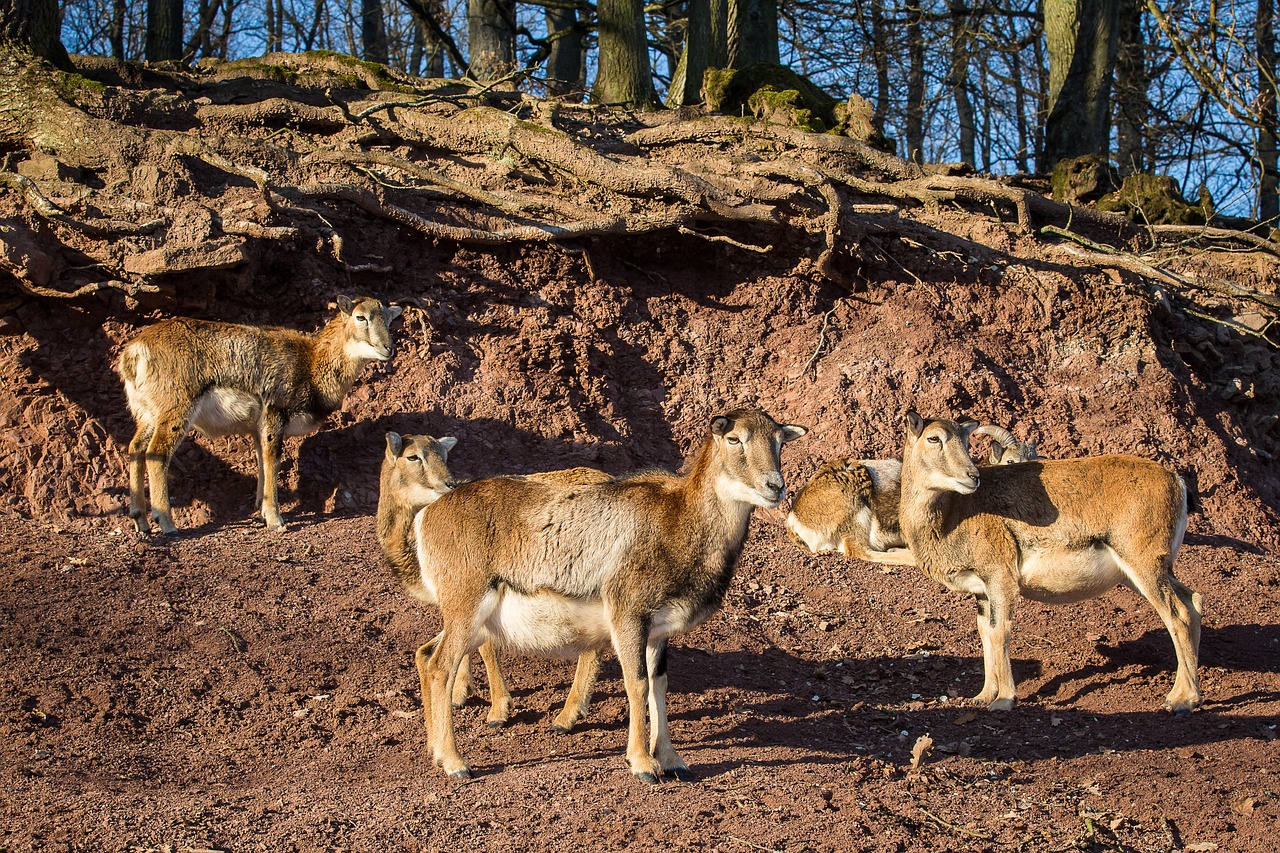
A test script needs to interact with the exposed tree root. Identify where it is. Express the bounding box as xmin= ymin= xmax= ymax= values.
xmin=0 ymin=45 xmax=1274 ymax=340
